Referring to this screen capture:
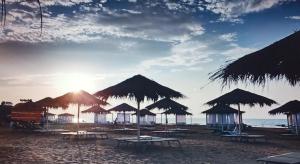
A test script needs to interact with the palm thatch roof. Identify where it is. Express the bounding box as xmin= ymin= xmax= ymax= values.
xmin=269 ymin=100 xmax=300 ymax=115
xmin=94 ymin=74 xmax=184 ymax=103
xmin=202 ymin=104 xmax=245 ymax=114
xmin=53 ymin=90 xmax=107 ymax=106
xmin=108 ymin=103 xmax=137 ymax=112
xmin=81 ymin=105 xmax=110 ymax=114
xmin=13 ymin=101 xmax=46 ymax=112
xmin=162 ymin=108 xmax=192 ymax=115
xmin=46 ymin=112 xmax=56 ymax=116
xmin=58 ymin=113 xmax=74 ymax=117
xmin=210 ymin=31 xmax=300 ymax=86
xmin=146 ymin=98 xmax=188 ymax=111
xmin=35 ymin=97 xmax=68 ymax=109
xmin=206 ymin=88 xmax=276 ymax=107
xmin=132 ymin=109 xmax=156 ymax=116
